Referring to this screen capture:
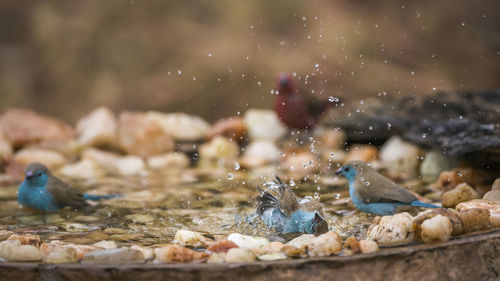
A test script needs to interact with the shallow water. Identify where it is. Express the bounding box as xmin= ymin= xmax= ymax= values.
xmin=0 ymin=168 xmax=402 ymax=246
